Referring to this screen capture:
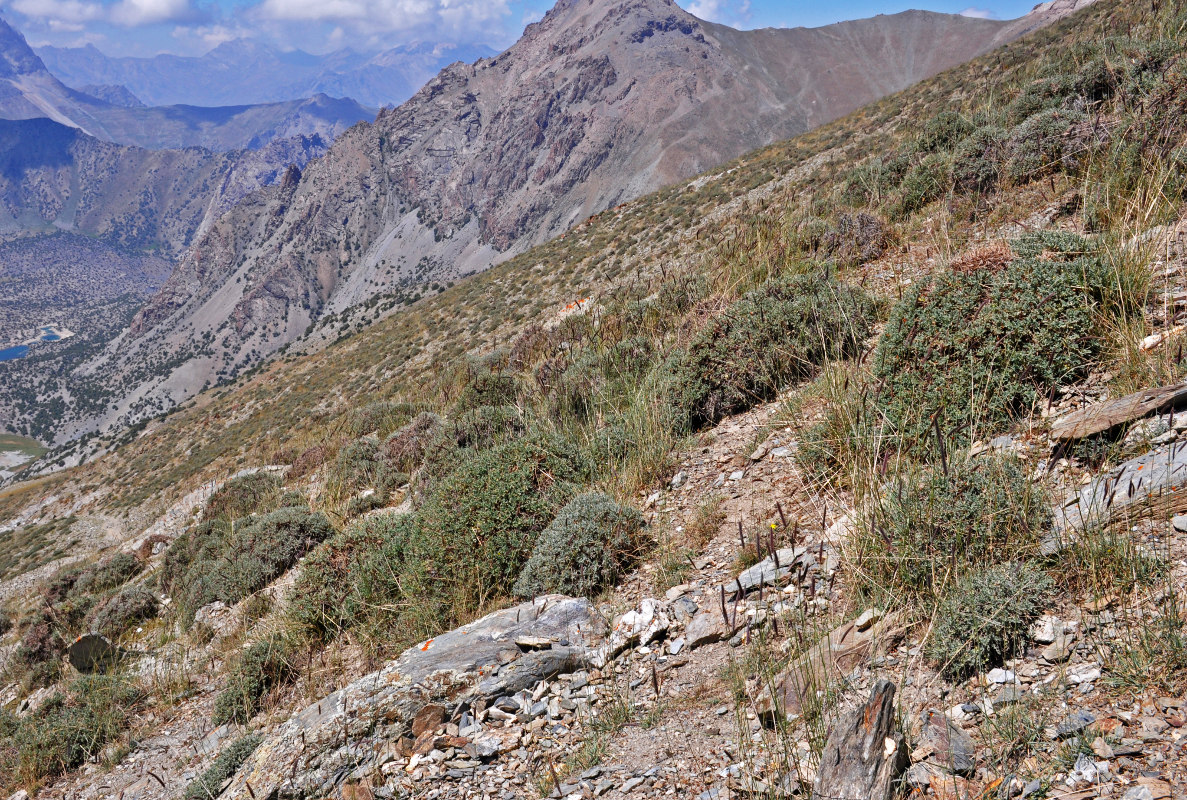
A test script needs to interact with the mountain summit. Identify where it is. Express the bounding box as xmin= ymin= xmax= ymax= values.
xmin=47 ymin=0 xmax=1094 ymax=443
